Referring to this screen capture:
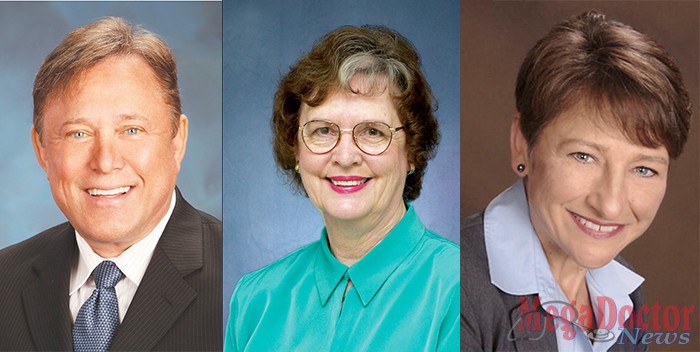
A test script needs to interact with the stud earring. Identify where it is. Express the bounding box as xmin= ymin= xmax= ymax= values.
xmin=295 ymin=163 xmax=300 ymax=173
xmin=517 ymin=164 xmax=525 ymax=173
xmin=407 ymin=163 xmax=416 ymax=176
